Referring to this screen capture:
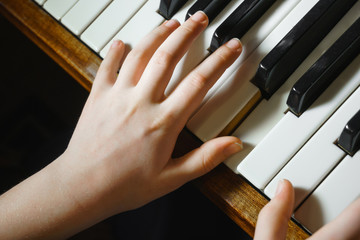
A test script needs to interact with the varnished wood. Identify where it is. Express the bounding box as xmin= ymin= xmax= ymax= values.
xmin=0 ymin=0 xmax=101 ymax=91
xmin=0 ymin=0 xmax=310 ymax=238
